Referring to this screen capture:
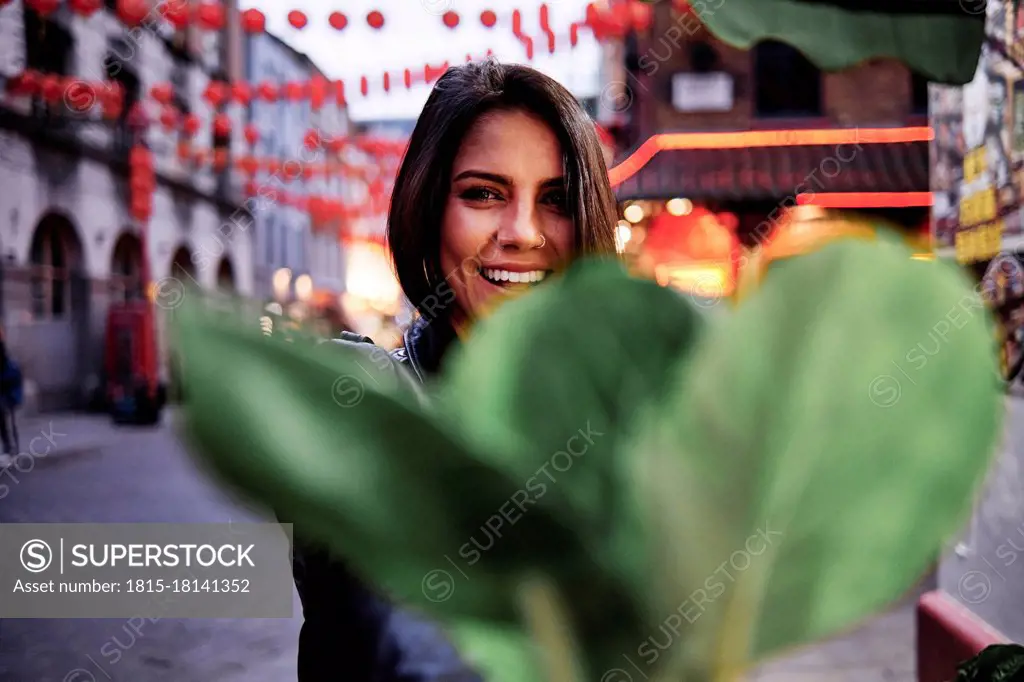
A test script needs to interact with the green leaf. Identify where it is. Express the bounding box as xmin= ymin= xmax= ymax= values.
xmin=442 ymin=259 xmax=704 ymax=542
xmin=440 ymin=259 xmax=706 ymax=677
xmin=625 ymin=238 xmax=1004 ymax=679
xmin=695 ymin=0 xmax=984 ymax=84
xmin=172 ymin=300 xmax=576 ymax=625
